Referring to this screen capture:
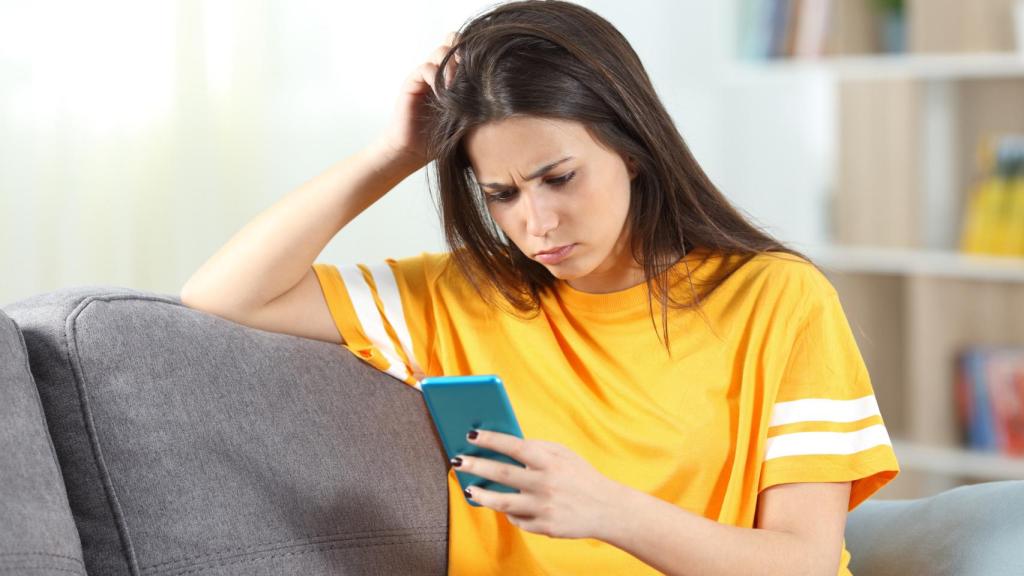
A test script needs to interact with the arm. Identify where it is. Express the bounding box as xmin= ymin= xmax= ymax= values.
xmin=600 ymin=481 xmax=851 ymax=576
xmin=455 ymin=429 xmax=851 ymax=576
xmin=179 ymin=139 xmax=419 ymax=331
xmin=179 ymin=31 xmax=463 ymax=341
